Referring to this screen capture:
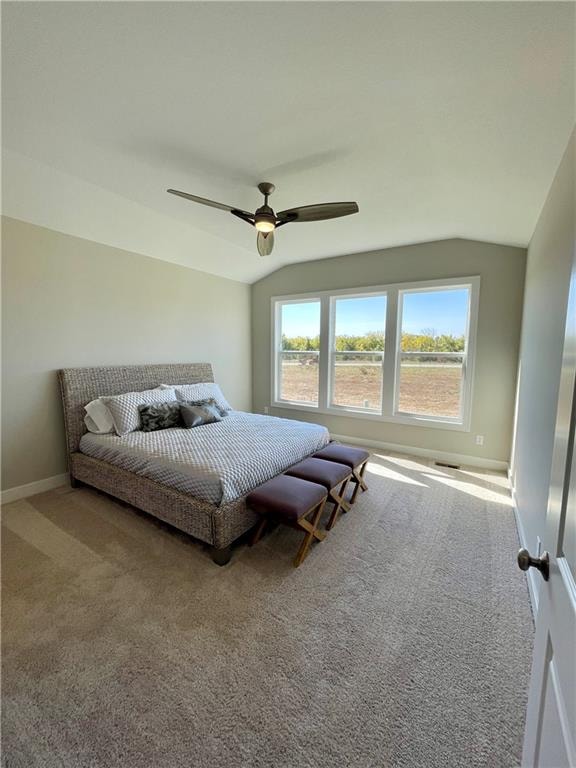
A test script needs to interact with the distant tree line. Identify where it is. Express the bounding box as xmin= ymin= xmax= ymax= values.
xmin=401 ymin=333 xmax=465 ymax=353
xmin=282 ymin=331 xmax=465 ymax=354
